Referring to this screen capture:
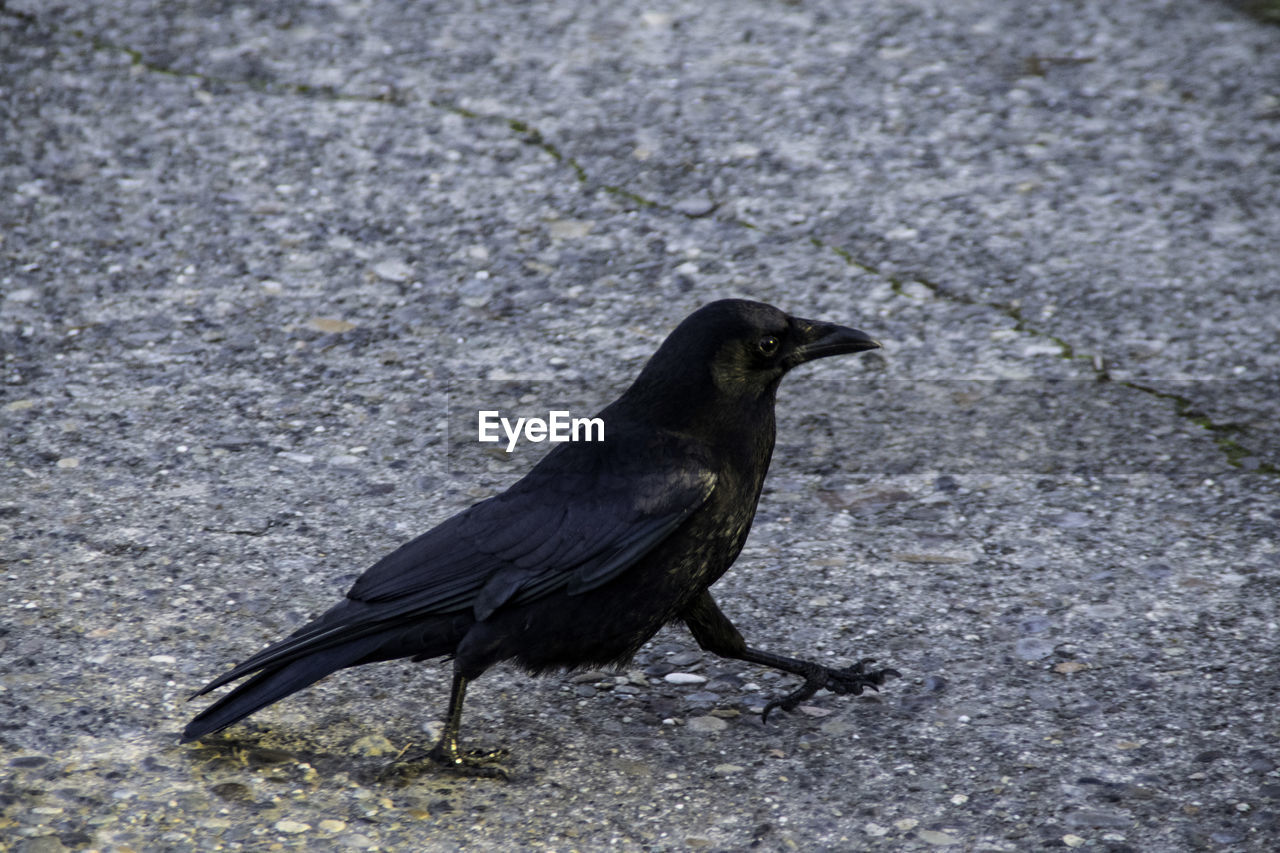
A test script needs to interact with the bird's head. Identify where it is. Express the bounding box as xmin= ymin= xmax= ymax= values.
xmin=623 ymin=299 xmax=880 ymax=422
